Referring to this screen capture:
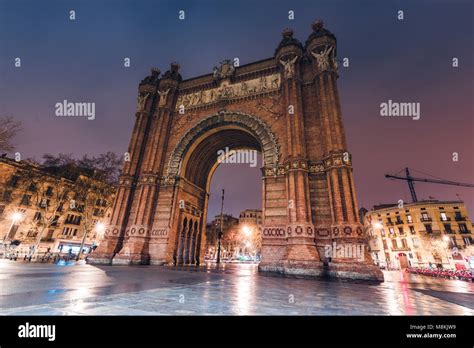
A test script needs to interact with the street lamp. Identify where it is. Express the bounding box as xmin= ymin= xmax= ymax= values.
xmin=95 ymin=222 xmax=106 ymax=237
xmin=373 ymin=222 xmax=383 ymax=230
